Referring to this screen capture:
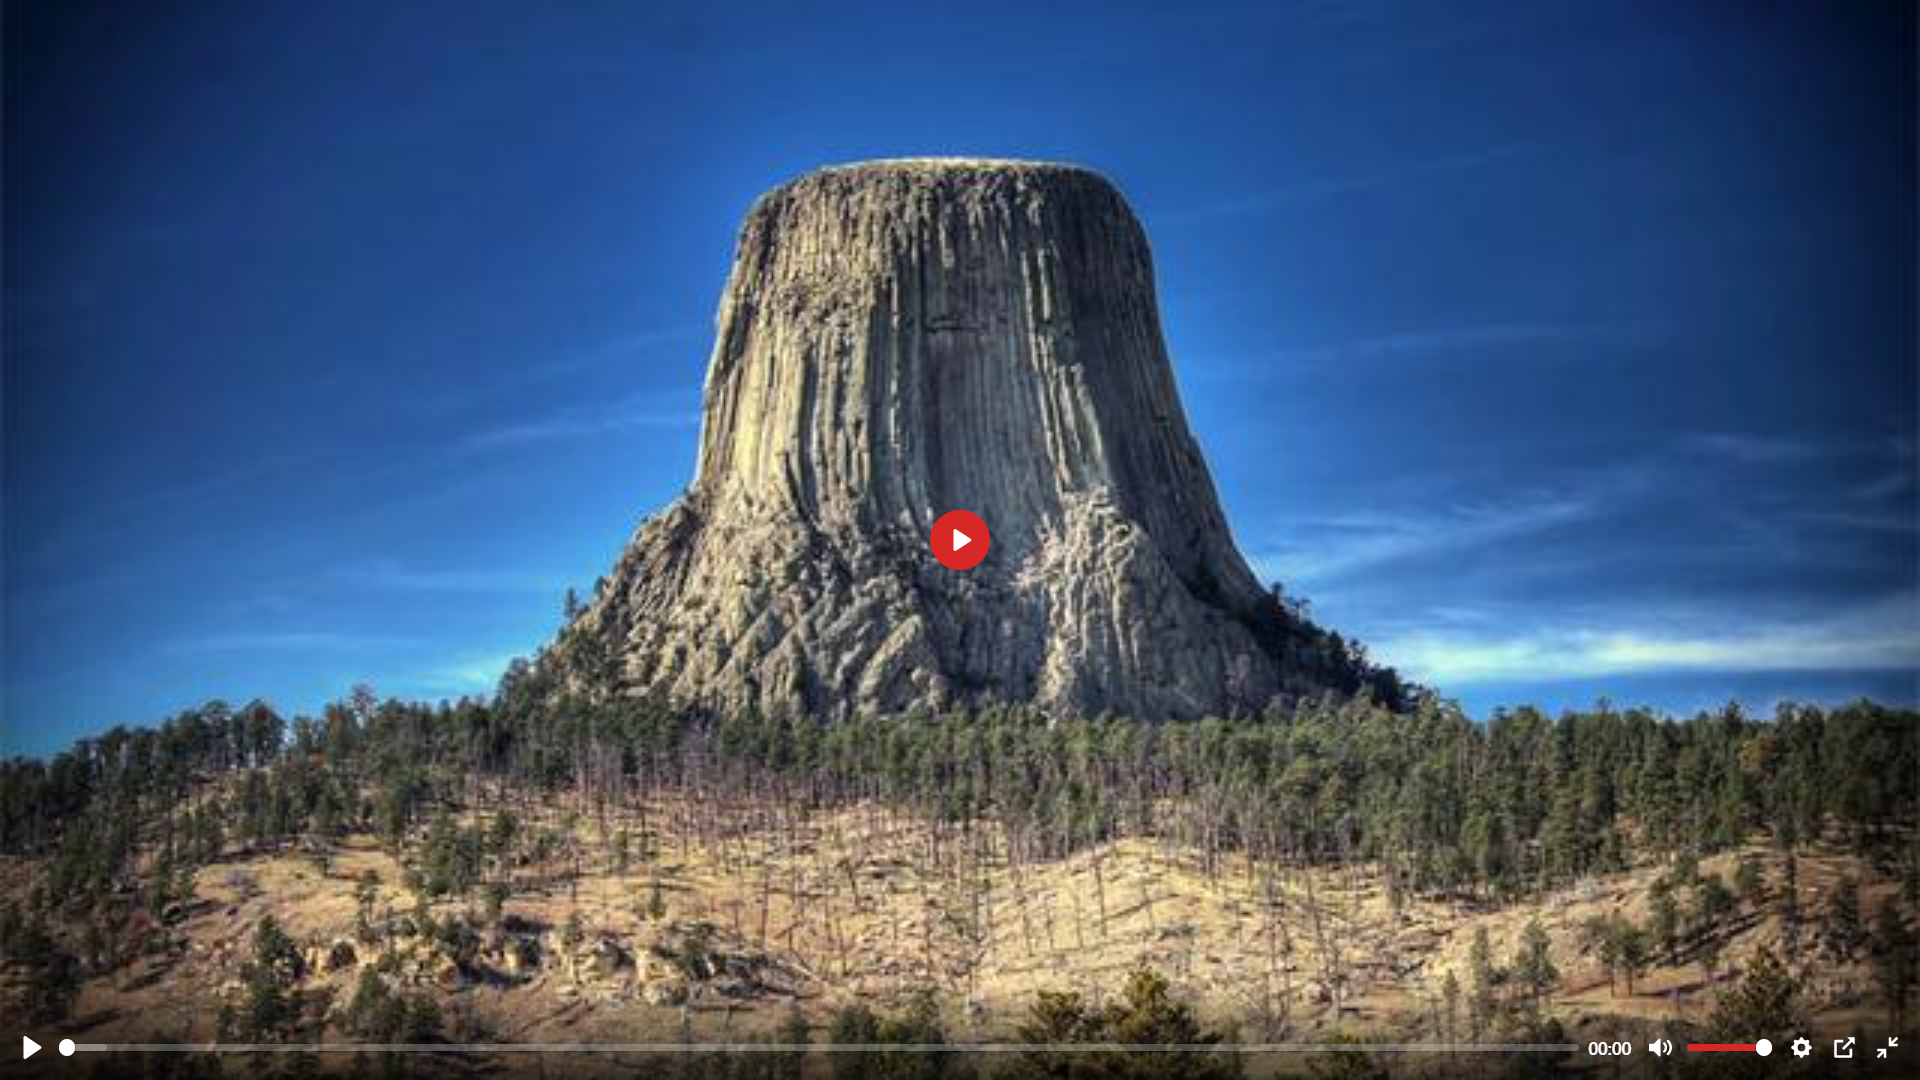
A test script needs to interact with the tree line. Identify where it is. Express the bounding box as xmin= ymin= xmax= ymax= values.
xmin=3 ymin=677 xmax=1916 ymax=909
xmin=1 ymin=665 xmax=1915 ymax=1041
